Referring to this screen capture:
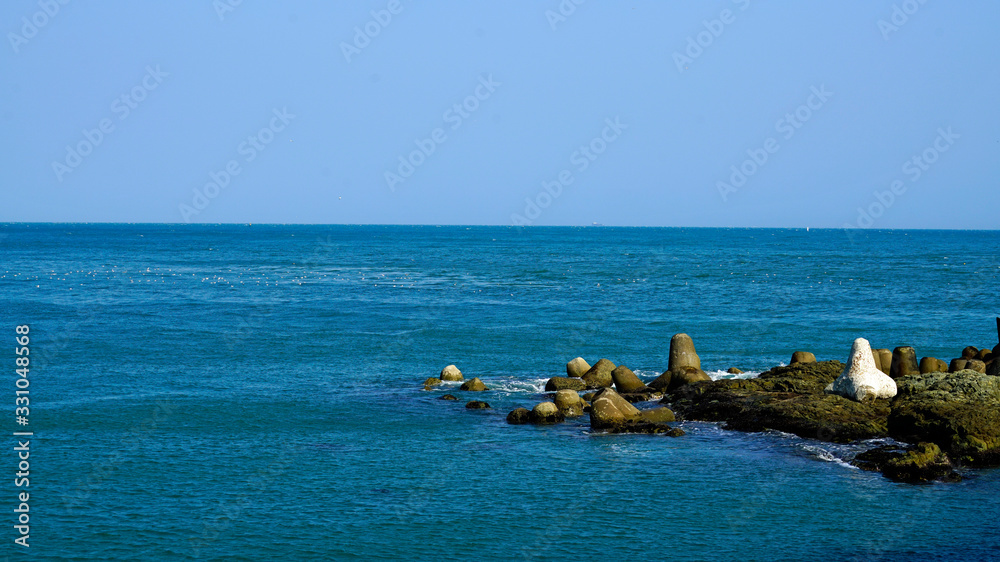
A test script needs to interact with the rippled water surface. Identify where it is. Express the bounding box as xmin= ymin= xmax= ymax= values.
xmin=1 ymin=224 xmax=999 ymax=560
